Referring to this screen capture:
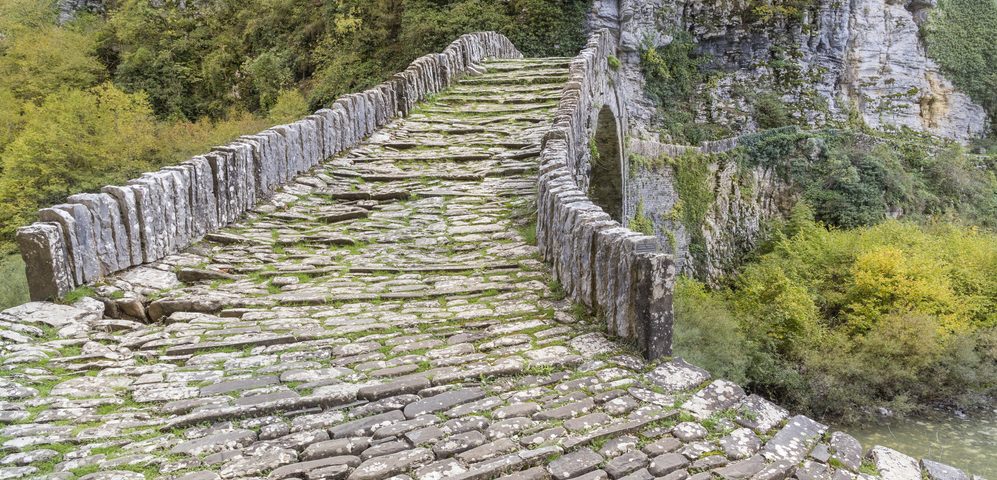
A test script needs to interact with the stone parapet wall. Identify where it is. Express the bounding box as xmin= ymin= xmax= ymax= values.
xmin=537 ymin=30 xmax=676 ymax=359
xmin=629 ymin=136 xmax=742 ymax=159
xmin=16 ymin=32 xmax=522 ymax=302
